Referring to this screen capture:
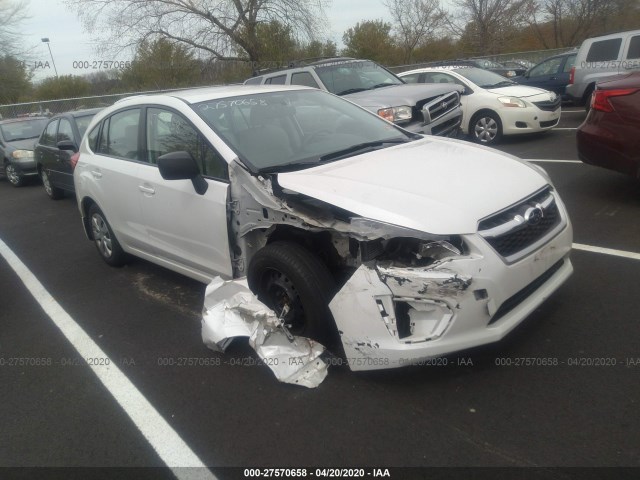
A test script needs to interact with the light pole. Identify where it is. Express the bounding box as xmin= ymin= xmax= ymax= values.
xmin=41 ymin=38 xmax=59 ymax=77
